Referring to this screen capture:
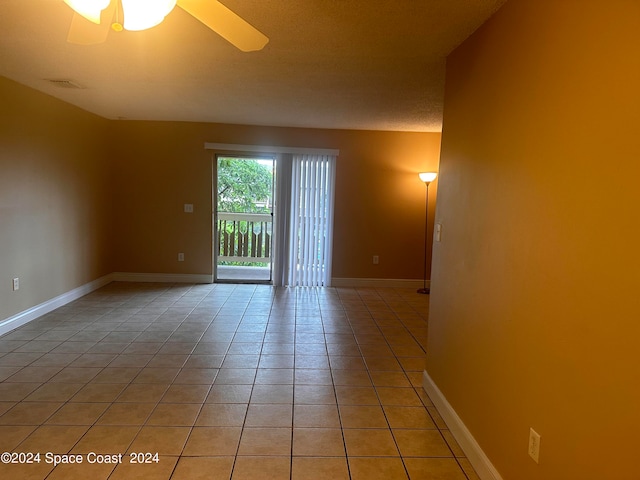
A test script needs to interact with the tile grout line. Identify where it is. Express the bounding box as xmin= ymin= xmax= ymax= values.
xmin=0 ymin=282 xmax=476 ymax=480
